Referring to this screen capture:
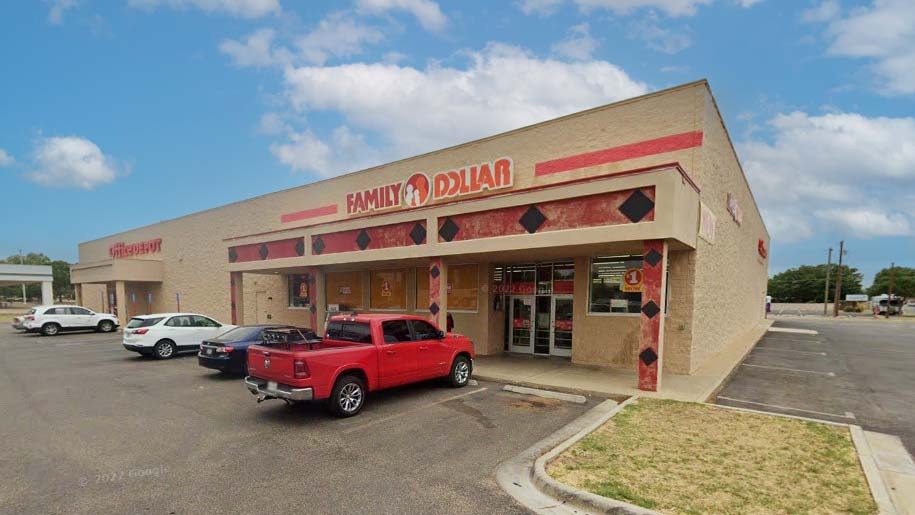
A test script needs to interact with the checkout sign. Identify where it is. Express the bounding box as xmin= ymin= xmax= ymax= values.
xmin=621 ymin=269 xmax=643 ymax=293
